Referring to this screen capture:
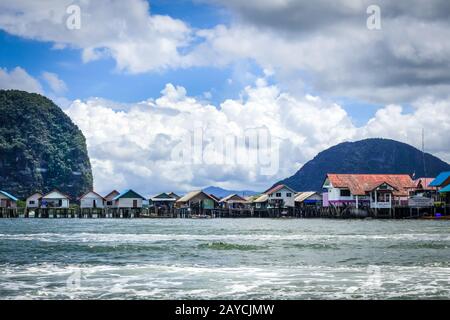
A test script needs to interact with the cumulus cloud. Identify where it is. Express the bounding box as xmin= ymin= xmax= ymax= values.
xmin=0 ymin=0 xmax=192 ymax=73
xmin=191 ymin=0 xmax=450 ymax=104
xmin=0 ymin=67 xmax=43 ymax=93
xmin=42 ymin=71 xmax=67 ymax=94
xmin=65 ymin=80 xmax=357 ymax=195
xmin=65 ymin=80 xmax=450 ymax=195
xmin=2 ymin=0 xmax=450 ymax=104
